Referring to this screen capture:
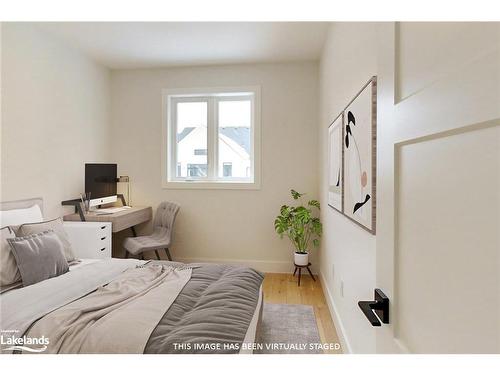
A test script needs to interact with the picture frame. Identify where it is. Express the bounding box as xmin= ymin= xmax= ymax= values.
xmin=327 ymin=113 xmax=343 ymax=213
xmin=342 ymin=76 xmax=377 ymax=234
